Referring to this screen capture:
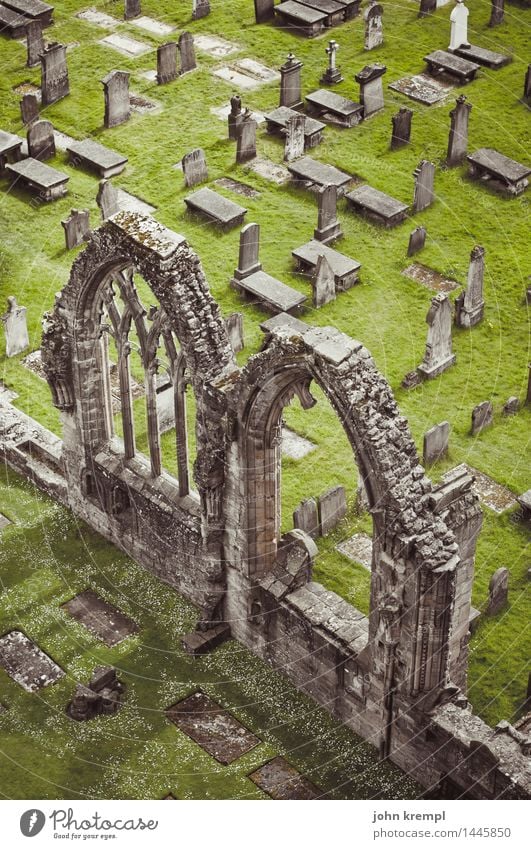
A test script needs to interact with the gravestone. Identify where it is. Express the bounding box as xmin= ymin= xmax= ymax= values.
xmin=254 ymin=0 xmax=275 ymax=22
xmin=524 ymin=66 xmax=531 ymax=102
xmin=157 ymin=42 xmax=178 ymax=84
xmin=97 ymin=179 xmax=119 ymax=220
xmin=280 ymin=53 xmax=303 ymax=110
xmin=312 ymin=254 xmax=336 ymax=308
xmin=179 ymin=32 xmax=196 ymax=74
xmin=61 ymin=208 xmax=90 ymax=249
xmin=26 ymin=19 xmax=44 ymax=68
xmin=236 ymin=111 xmax=257 ymax=163
xmin=2 ymin=297 xmax=29 ymax=357
xmin=284 ymin=113 xmax=305 ymax=162
xmin=455 ymin=245 xmax=485 ymax=327
xmin=321 ymin=39 xmax=342 ymax=85
xmin=192 ymin=0 xmax=210 ymax=20
xmin=412 ymin=160 xmax=435 ymax=212
xmin=314 ymin=184 xmax=342 ymax=244
xmin=447 ymin=95 xmax=472 ymax=166
xmin=225 ymin=312 xmax=244 ymax=353
xmin=407 ymin=226 xmax=427 ymax=256
xmin=20 ymin=93 xmax=39 ymax=125
xmin=41 ymin=43 xmax=69 ymax=106
xmin=489 ymin=0 xmax=504 ymax=26
xmin=528 ymin=364 xmax=531 ymax=406
xmin=417 ymin=293 xmax=456 ymax=379
xmin=228 ymin=94 xmax=243 ymax=140
xmin=486 ymin=567 xmax=509 ymax=615
xmin=391 ymin=107 xmax=412 ymax=149
xmin=233 ymin=223 xmax=262 ymax=280
xmin=124 ymin=0 xmax=141 ymax=19
xmin=364 ymin=1 xmax=383 ymax=50
xmin=355 ymin=64 xmax=386 ymax=117
xmin=102 ymin=70 xmax=130 ymax=128
xmin=471 ymin=400 xmax=493 ymax=435
xmin=182 ymin=148 xmax=208 ymax=187
xmin=503 ymin=396 xmax=519 ymax=416
xmin=318 ymin=486 xmax=347 ymax=535
xmin=449 ymin=0 xmax=470 ymax=51
xmin=419 ymin=0 xmax=436 ymax=16
xmin=423 ymin=420 xmax=450 ymax=465
xmin=293 ymin=497 xmax=319 ymax=538
xmin=27 ymin=119 xmax=55 ymax=161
